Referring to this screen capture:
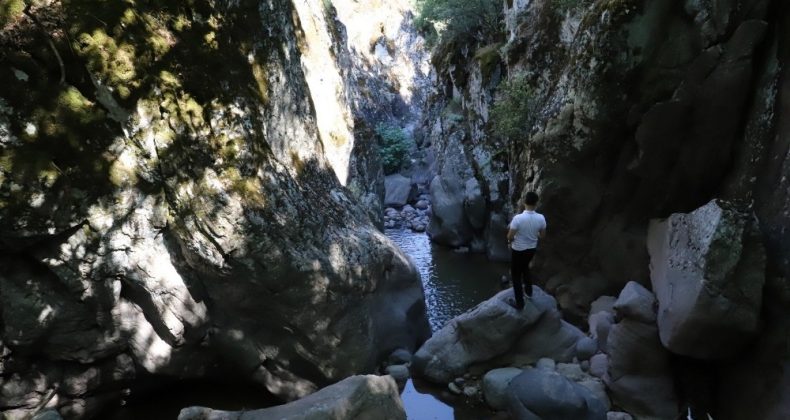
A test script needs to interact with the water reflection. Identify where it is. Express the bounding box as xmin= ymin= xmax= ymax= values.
xmin=401 ymin=379 xmax=454 ymax=420
xmin=386 ymin=229 xmax=507 ymax=332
